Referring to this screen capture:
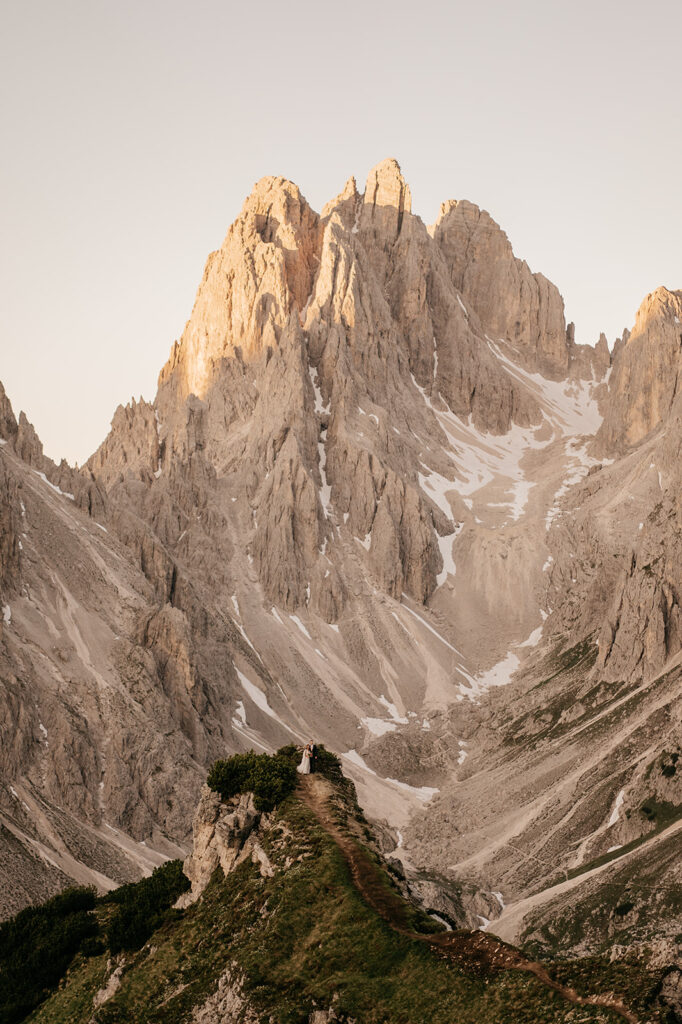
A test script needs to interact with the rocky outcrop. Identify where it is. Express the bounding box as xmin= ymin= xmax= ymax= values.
xmin=127 ymin=159 xmax=554 ymax=613
xmin=180 ymin=786 xmax=273 ymax=905
xmin=189 ymin=968 xmax=258 ymax=1023
xmin=0 ymin=459 xmax=21 ymax=597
